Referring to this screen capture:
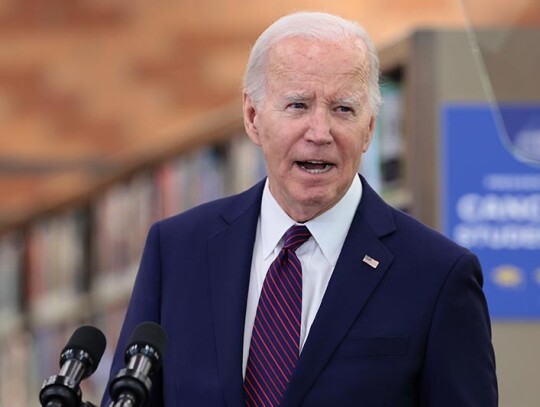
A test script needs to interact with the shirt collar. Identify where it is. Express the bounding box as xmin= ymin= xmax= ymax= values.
xmin=260 ymin=175 xmax=362 ymax=266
